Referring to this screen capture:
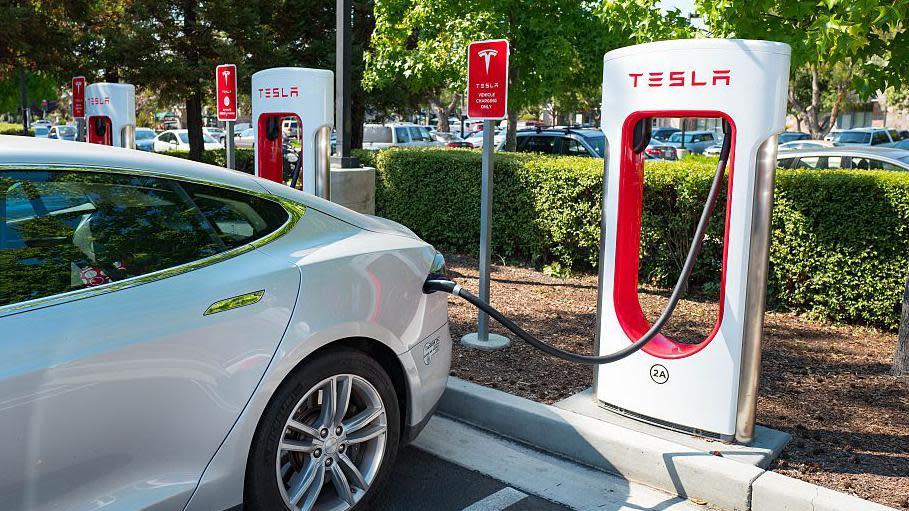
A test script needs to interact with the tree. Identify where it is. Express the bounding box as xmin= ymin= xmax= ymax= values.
xmin=366 ymin=0 xmax=690 ymax=142
xmin=697 ymin=0 xmax=909 ymax=138
xmin=894 ymin=269 xmax=909 ymax=376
